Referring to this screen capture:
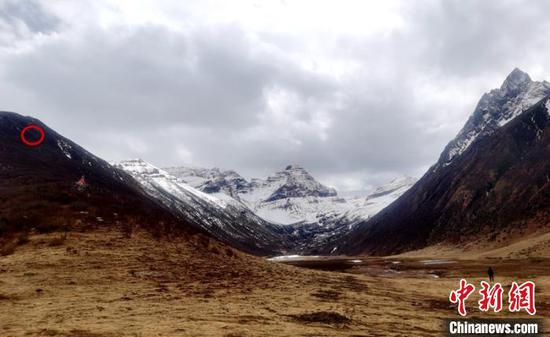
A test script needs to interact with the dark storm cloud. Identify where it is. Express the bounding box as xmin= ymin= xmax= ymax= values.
xmin=2 ymin=0 xmax=550 ymax=192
